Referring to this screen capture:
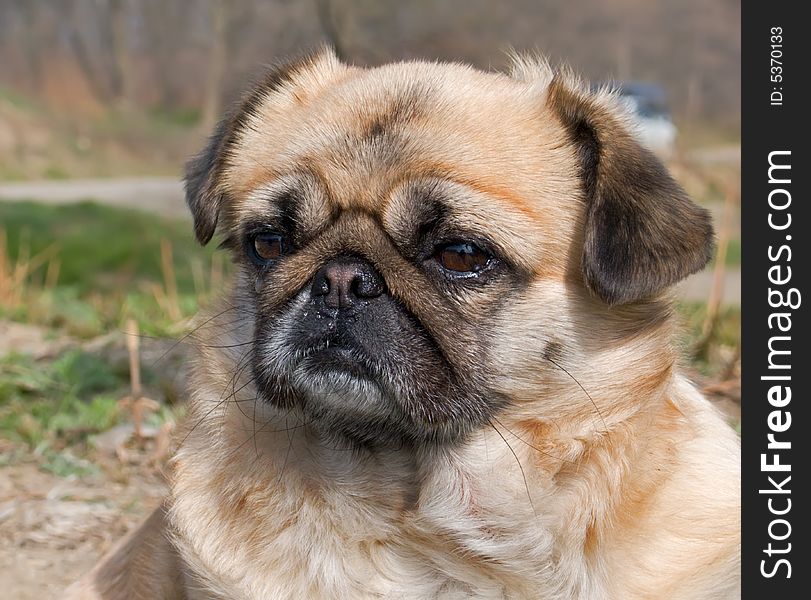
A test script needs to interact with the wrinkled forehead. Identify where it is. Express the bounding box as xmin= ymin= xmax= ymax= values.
xmin=221 ymin=61 xmax=581 ymax=264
